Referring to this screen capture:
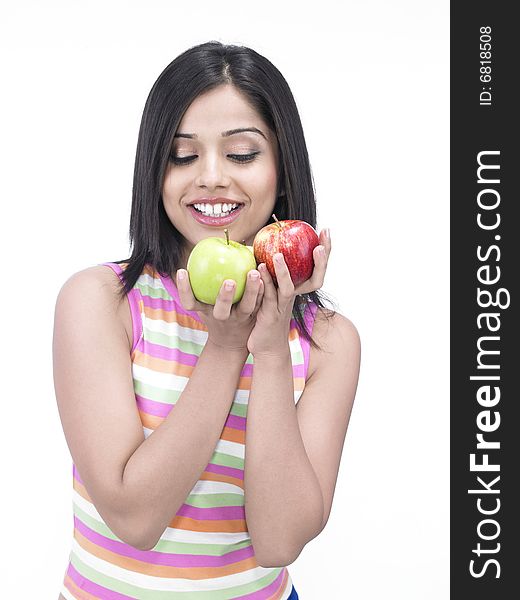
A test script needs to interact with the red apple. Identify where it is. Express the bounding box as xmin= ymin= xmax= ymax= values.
xmin=253 ymin=215 xmax=320 ymax=286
